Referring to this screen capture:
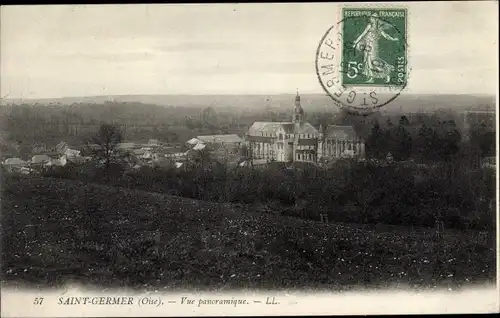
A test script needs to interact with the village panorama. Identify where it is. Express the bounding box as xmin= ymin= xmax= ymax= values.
xmin=1 ymin=90 xmax=496 ymax=292
xmin=0 ymin=2 xmax=497 ymax=299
